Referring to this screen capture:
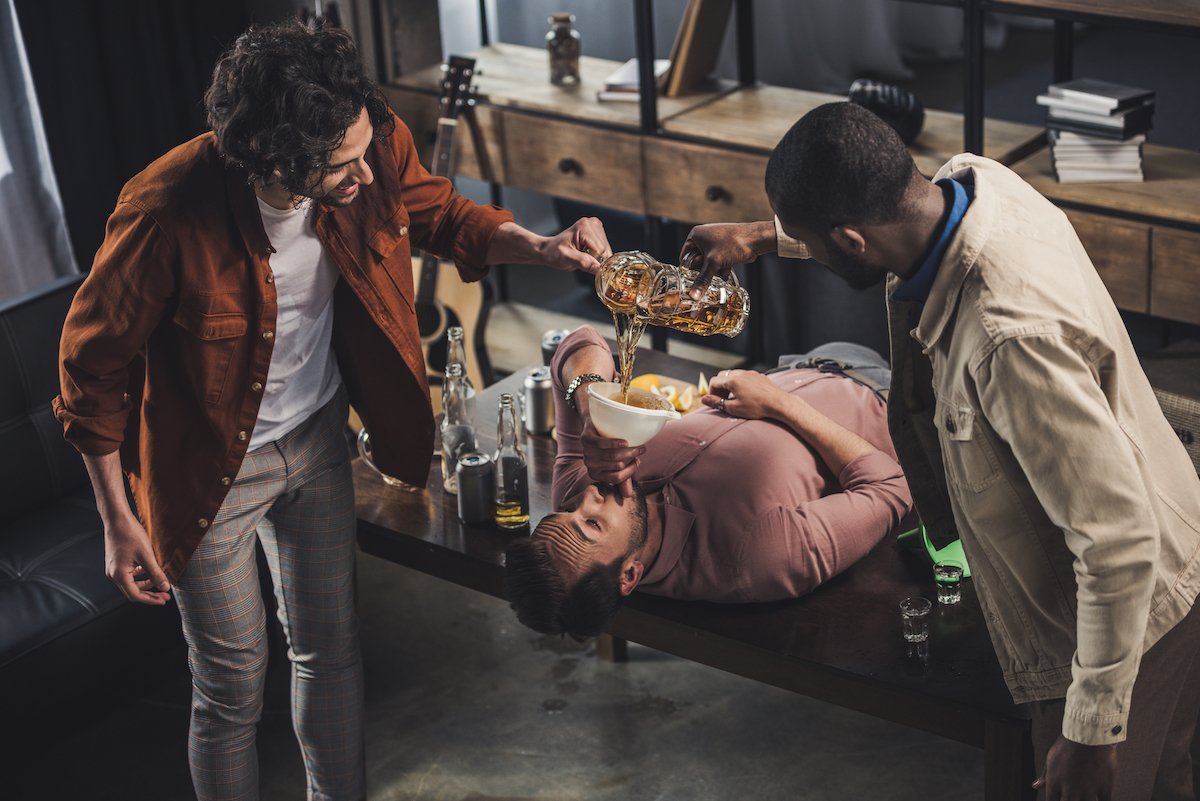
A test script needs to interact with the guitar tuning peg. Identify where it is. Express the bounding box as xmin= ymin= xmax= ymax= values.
xmin=440 ymin=63 xmax=449 ymax=72
xmin=466 ymin=99 xmax=476 ymax=107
